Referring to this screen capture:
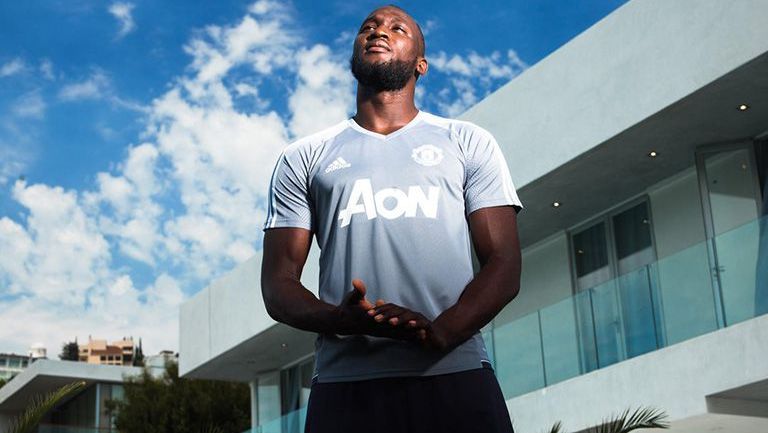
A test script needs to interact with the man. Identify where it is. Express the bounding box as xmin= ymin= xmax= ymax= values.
xmin=262 ymin=5 xmax=522 ymax=433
